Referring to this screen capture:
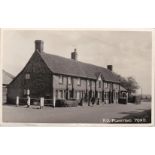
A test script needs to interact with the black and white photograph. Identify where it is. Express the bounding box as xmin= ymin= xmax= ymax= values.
xmin=1 ymin=29 xmax=153 ymax=125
